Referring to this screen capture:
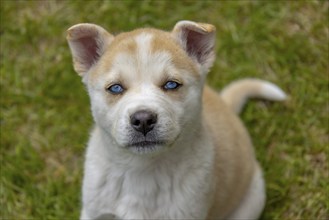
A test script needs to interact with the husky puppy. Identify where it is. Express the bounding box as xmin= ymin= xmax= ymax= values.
xmin=66 ymin=20 xmax=286 ymax=219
